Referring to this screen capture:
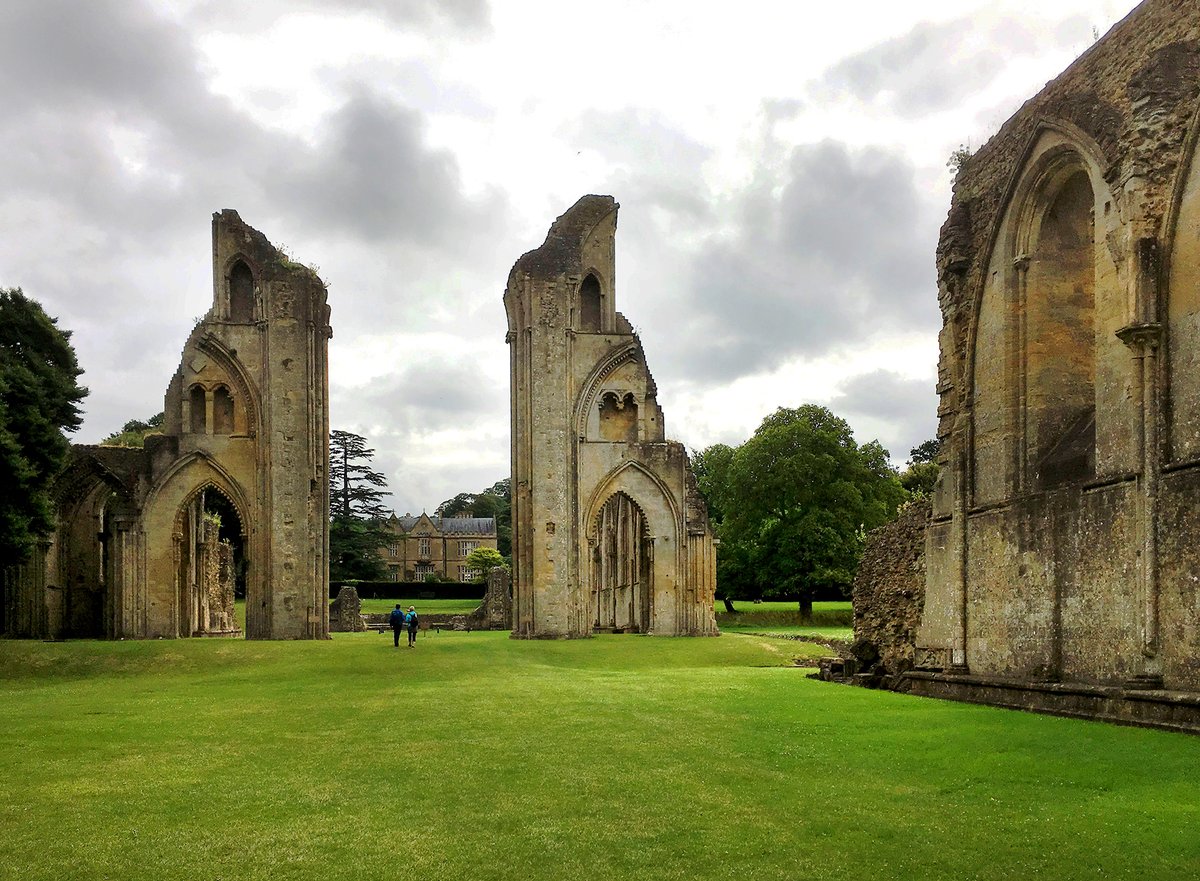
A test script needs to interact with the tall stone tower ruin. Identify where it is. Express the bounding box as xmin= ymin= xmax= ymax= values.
xmin=1 ymin=210 xmax=332 ymax=640
xmin=504 ymin=195 xmax=717 ymax=638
